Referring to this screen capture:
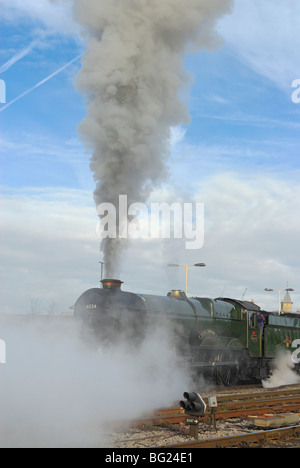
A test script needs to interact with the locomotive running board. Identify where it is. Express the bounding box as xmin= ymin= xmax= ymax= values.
xmin=188 ymin=361 xmax=236 ymax=368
